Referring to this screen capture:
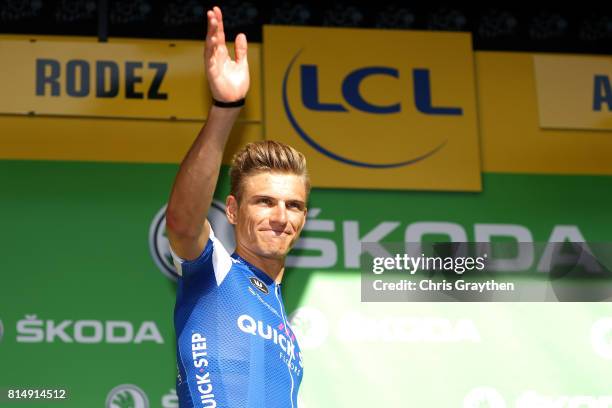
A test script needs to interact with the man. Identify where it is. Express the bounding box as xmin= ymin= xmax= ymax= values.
xmin=165 ymin=6 xmax=308 ymax=408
